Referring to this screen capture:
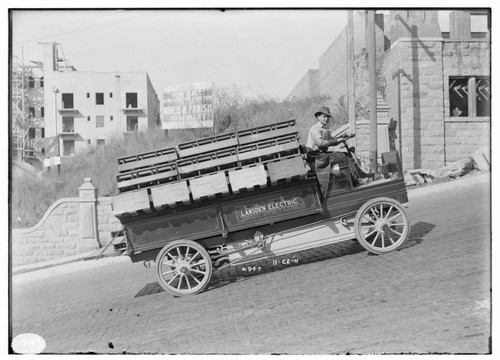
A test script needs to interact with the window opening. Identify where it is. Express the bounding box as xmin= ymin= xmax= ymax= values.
xmin=62 ymin=93 xmax=74 ymax=109
xmin=476 ymin=77 xmax=490 ymax=116
xmin=126 ymin=93 xmax=138 ymax=108
xmin=96 ymin=116 xmax=105 ymax=128
xmin=449 ymin=76 xmax=490 ymax=117
xmin=127 ymin=116 xmax=138 ymax=132
xmin=62 ymin=117 xmax=74 ymax=132
xmin=63 ymin=140 xmax=75 ymax=156
xmin=96 ymin=93 xmax=104 ymax=105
